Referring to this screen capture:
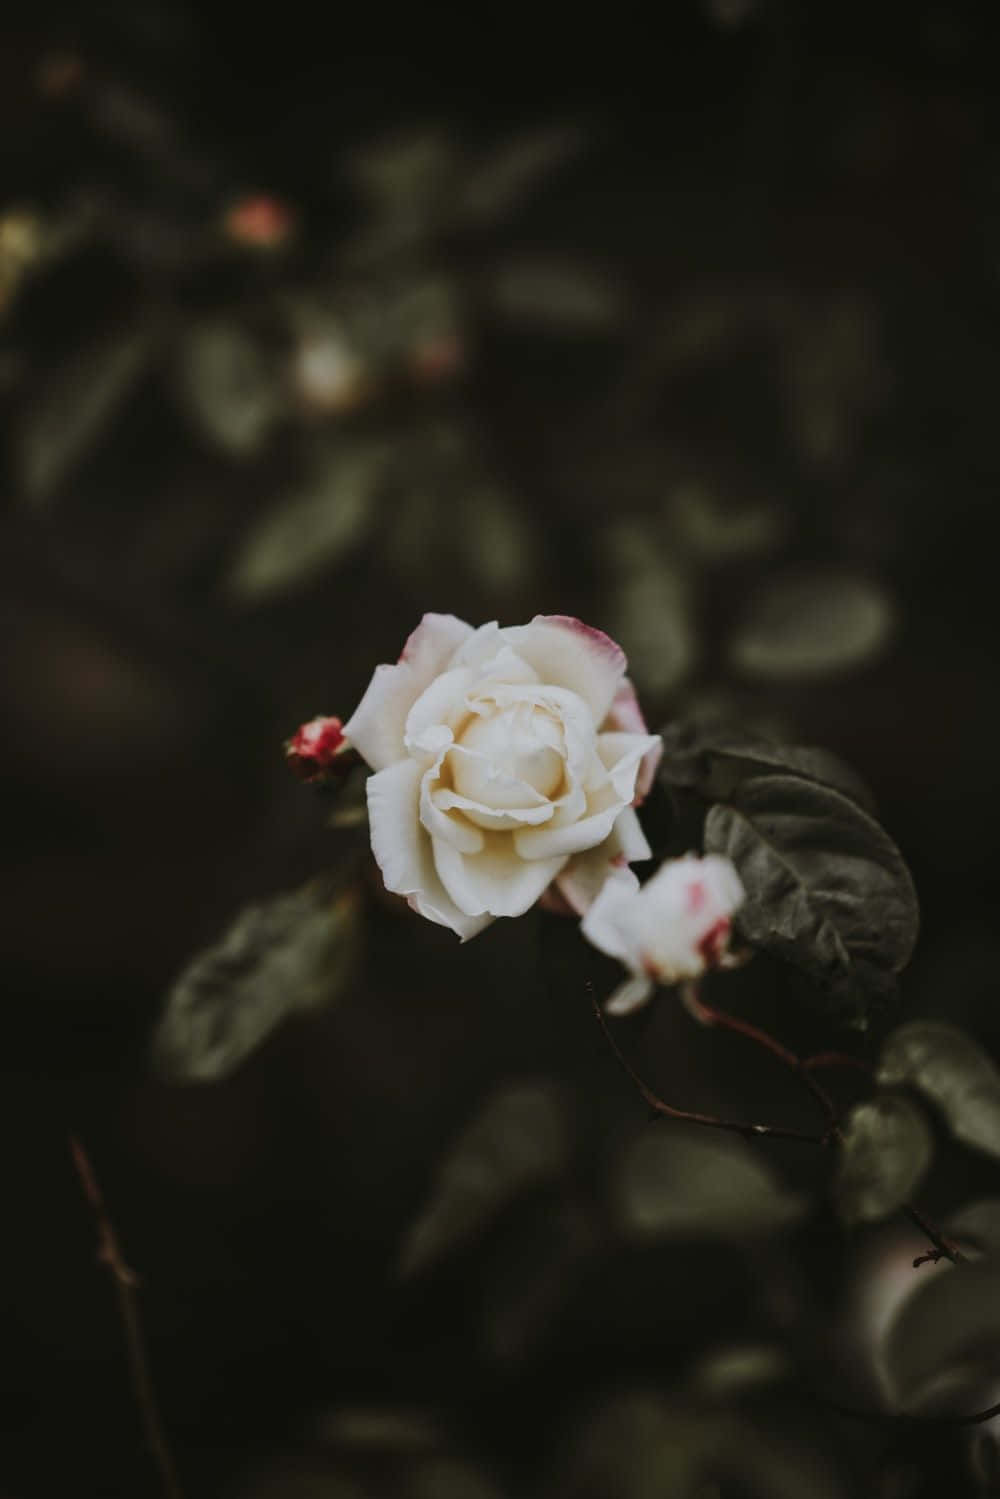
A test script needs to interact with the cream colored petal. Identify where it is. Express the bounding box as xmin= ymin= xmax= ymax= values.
xmin=344 ymin=612 xmax=473 ymax=770
xmin=605 ymin=975 xmax=655 ymax=1015
xmin=604 ymin=678 xmax=663 ymax=802
xmin=404 ymin=665 xmax=476 ymax=758
xmin=596 ymin=731 xmax=663 ymax=803
xmin=554 ymin=806 xmax=653 ymax=915
xmin=419 ymin=771 xmax=484 ymax=855
xmin=501 ymin=615 xmax=627 ymax=723
xmin=432 ymin=832 xmax=567 ymax=919
xmin=580 ymin=866 xmax=642 ymax=966
xmin=367 ymin=759 xmax=490 ymax=939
